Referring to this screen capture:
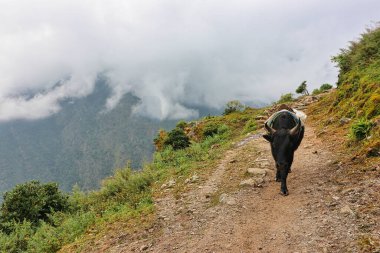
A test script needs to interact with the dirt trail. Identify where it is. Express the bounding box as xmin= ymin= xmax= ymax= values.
xmin=108 ymin=121 xmax=376 ymax=253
